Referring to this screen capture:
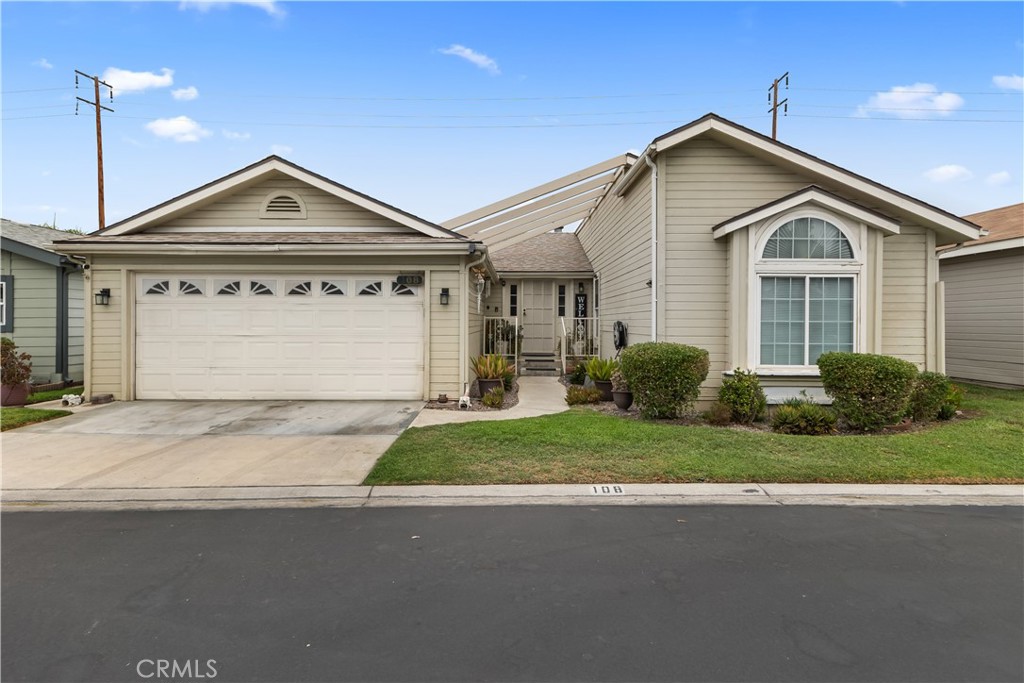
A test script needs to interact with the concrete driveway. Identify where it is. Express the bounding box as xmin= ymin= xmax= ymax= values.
xmin=2 ymin=400 xmax=421 ymax=490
